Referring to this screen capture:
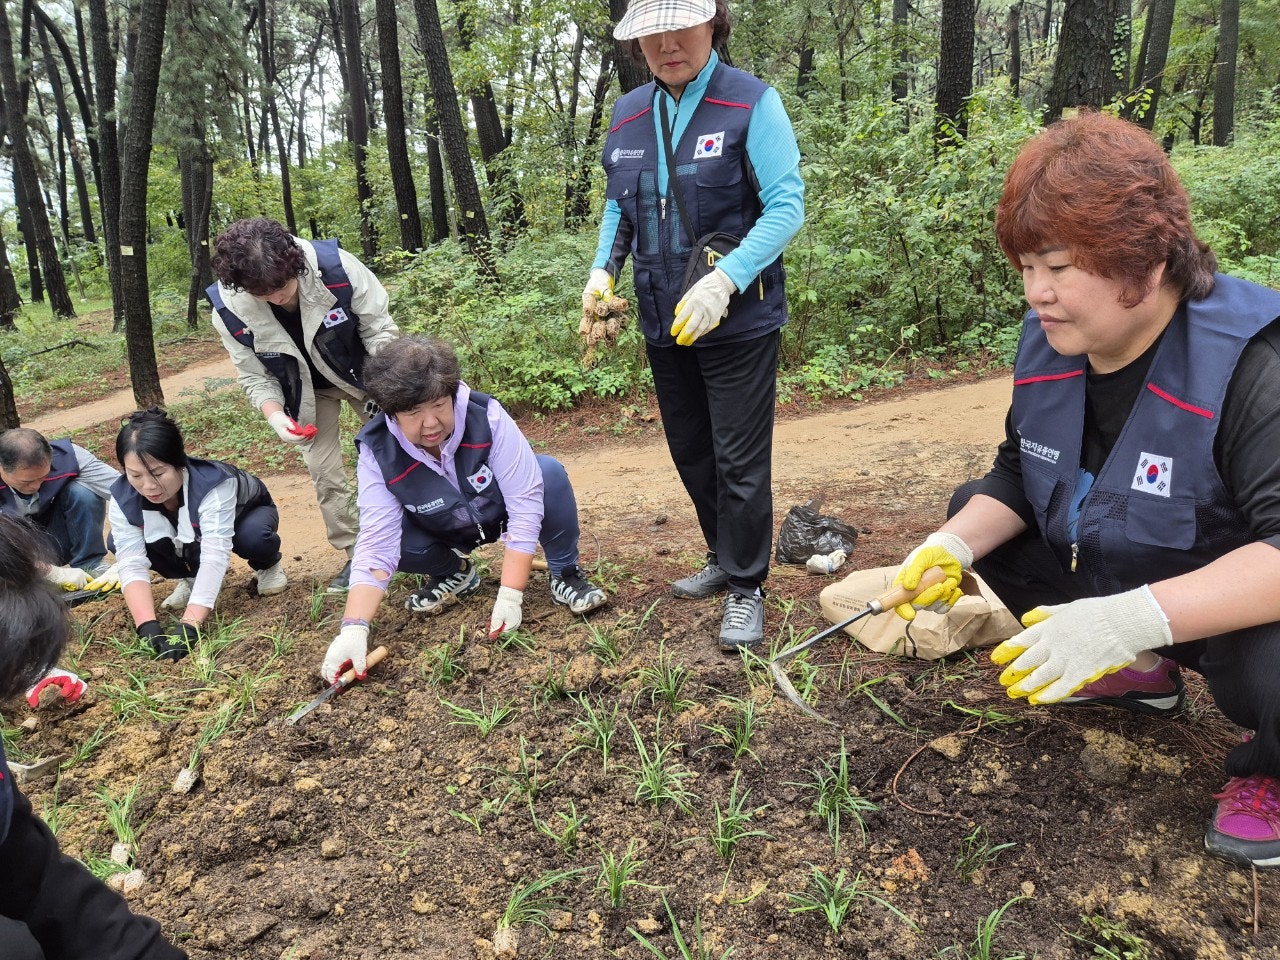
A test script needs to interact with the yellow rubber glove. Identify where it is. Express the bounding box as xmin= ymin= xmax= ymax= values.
xmin=892 ymin=532 xmax=972 ymax=620
xmin=45 ymin=564 xmax=92 ymax=591
xmin=990 ymin=586 xmax=1171 ymax=704
xmin=671 ymin=268 xmax=735 ymax=346
xmin=84 ymin=563 xmax=121 ymax=592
